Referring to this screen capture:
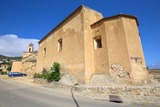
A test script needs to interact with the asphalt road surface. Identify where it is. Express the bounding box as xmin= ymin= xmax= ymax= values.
xmin=0 ymin=78 xmax=140 ymax=107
